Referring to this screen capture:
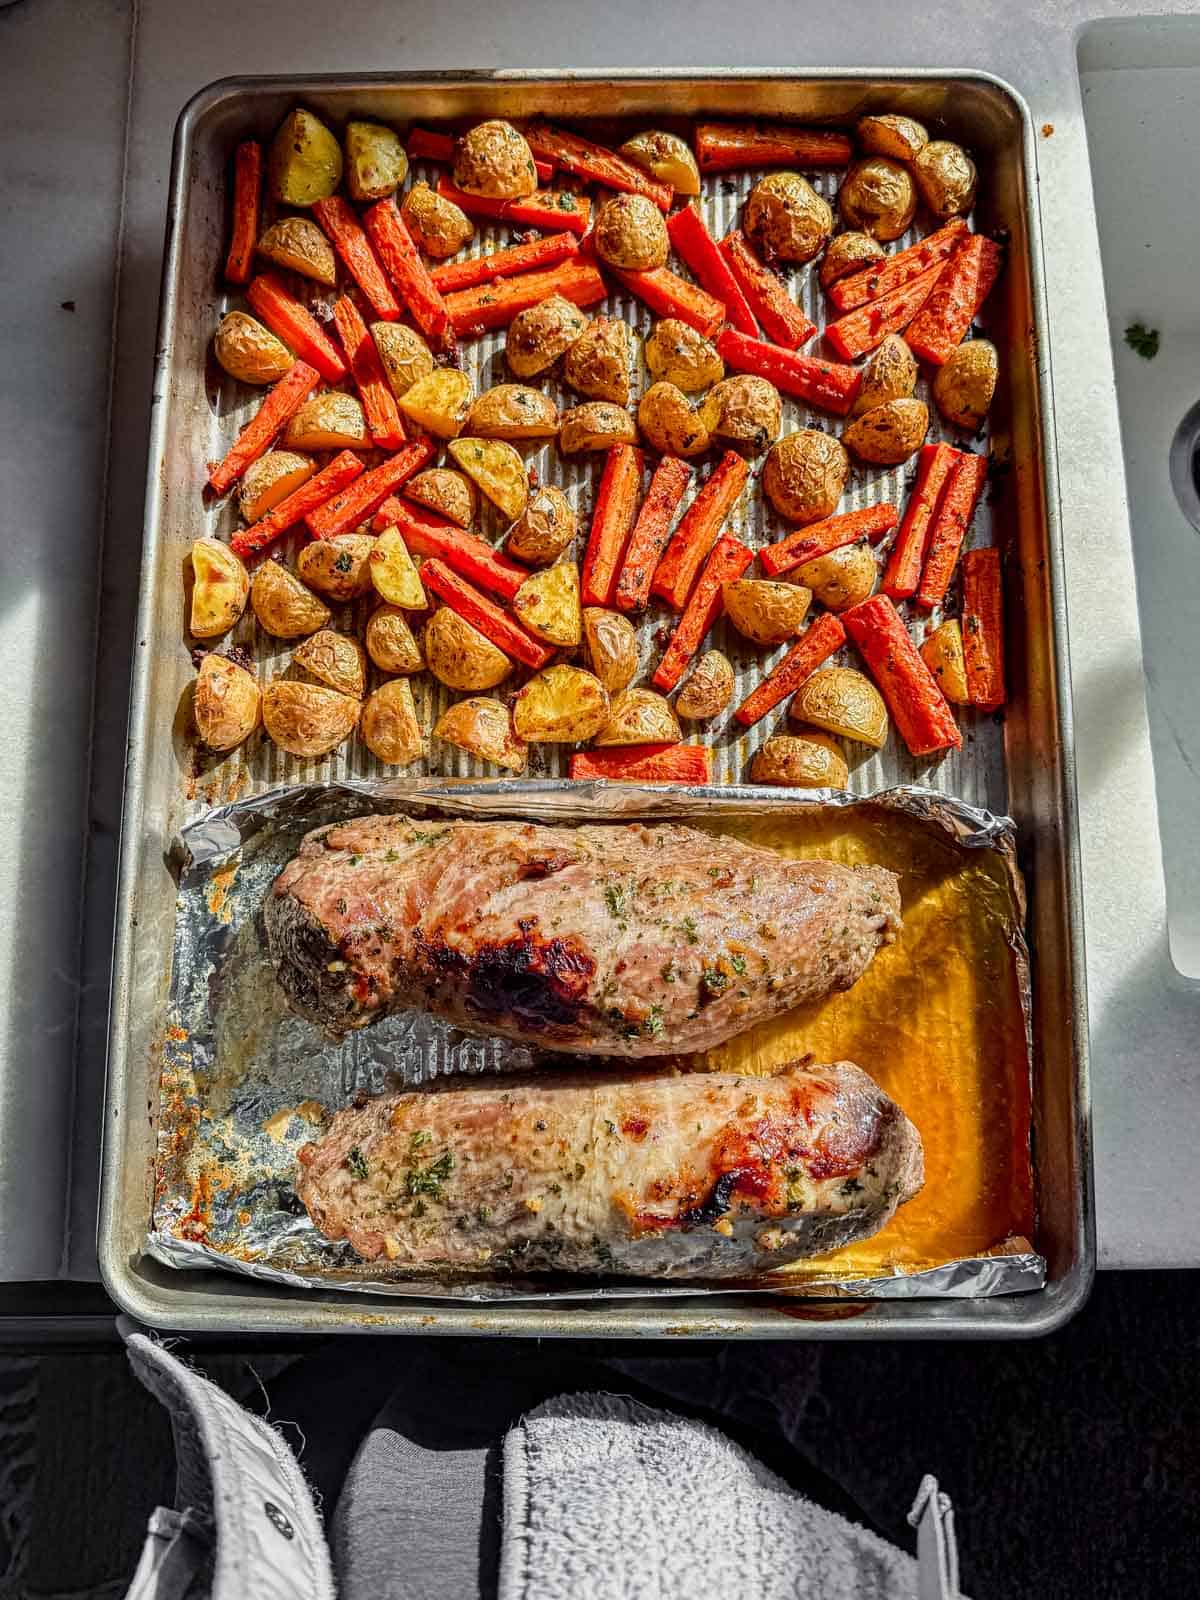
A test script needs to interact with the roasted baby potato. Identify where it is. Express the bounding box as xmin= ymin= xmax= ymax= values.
xmin=763 ymin=430 xmax=849 ymax=524
xmin=843 ymin=397 xmax=928 ymax=465
xmin=293 ymin=629 xmax=368 ymax=699
xmin=644 ymin=318 xmax=723 ymax=392
xmin=852 ymin=334 xmax=918 ymax=417
xmin=675 ymin=650 xmax=734 ymax=720
xmin=795 ymin=543 xmax=877 ymax=613
xmin=365 ymin=603 xmax=425 ymax=675
xmin=397 ymin=369 xmax=473 ymax=439
xmin=372 ymin=323 xmax=435 ymax=400
xmin=856 ymin=113 xmax=929 ymax=164
xmin=453 ymin=119 xmax=537 ymax=199
xmin=344 ymin=119 xmax=408 ymax=202
xmin=505 ymin=486 xmax=577 ymax=565
xmin=267 ymin=108 xmax=342 ymax=207
xmin=705 ymin=375 xmax=782 ymax=455
xmin=255 ymin=217 xmax=338 ymax=287
xmin=405 ymin=468 xmax=477 ymax=529
xmin=723 ymin=579 xmax=812 ymax=646
xmin=297 ymin=534 xmax=376 ymax=601
xmin=468 ymin=384 xmax=559 ymax=440
xmin=250 ymin=561 xmax=331 ymax=639
xmin=369 ymin=527 xmax=426 ymax=609
xmin=619 ymin=131 xmax=701 ymax=195
xmin=744 ymin=172 xmax=832 ymax=263
xmin=512 ymin=664 xmax=610 ymax=743
xmin=559 ymin=403 xmax=638 ymax=455
xmin=595 ymin=687 xmax=680 ymax=747
xmin=582 ymin=607 xmax=639 ymax=695
xmin=790 ymin=667 xmax=888 ymax=748
xmin=262 ymin=679 xmax=359 ymax=756
xmin=238 ymin=450 xmax=315 ymax=524
xmin=912 ymin=140 xmax=977 ymax=219
xmin=750 ymin=732 xmax=848 ymax=788
xmin=193 ymin=653 xmax=260 ymax=750
xmin=213 ymin=312 xmax=294 ymax=386
xmin=563 ymin=318 xmax=634 ymax=405
xmin=512 ymin=560 xmax=582 ymax=647
xmin=423 ymin=606 xmax=510 ymax=691
xmin=933 ymin=340 xmax=998 ymax=431
xmin=401 ymin=180 xmax=473 ymax=258
xmin=505 ymin=293 xmax=590 ymax=379
xmin=284 ymin=391 xmax=370 ymax=451
xmin=447 ymin=437 xmax=528 ymax=521
xmin=361 ymin=678 xmax=424 ymax=766
xmin=919 ymin=619 xmax=969 ymax=703
xmin=818 ymin=231 xmax=886 ymax=291
xmin=434 ymin=697 xmax=527 ymax=773
xmin=189 ymin=537 xmax=251 ymax=638
xmin=838 ymin=158 xmax=916 ymax=241
xmin=637 ymin=382 xmax=711 ymax=458
xmin=593 ymin=193 xmax=669 ymax=270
